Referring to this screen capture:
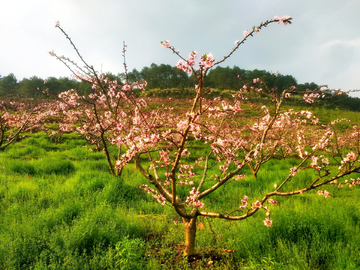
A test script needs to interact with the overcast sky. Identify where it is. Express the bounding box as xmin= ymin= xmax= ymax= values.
xmin=1 ymin=0 xmax=360 ymax=96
